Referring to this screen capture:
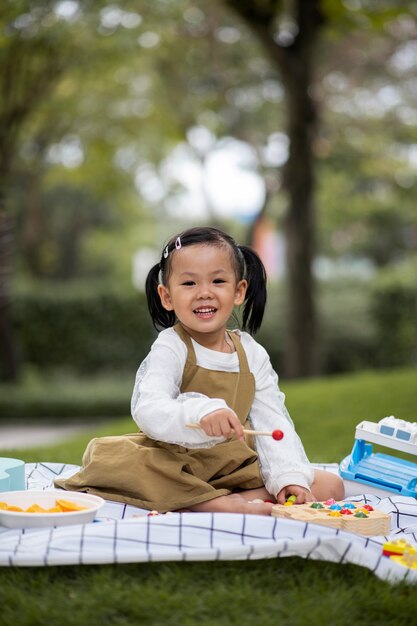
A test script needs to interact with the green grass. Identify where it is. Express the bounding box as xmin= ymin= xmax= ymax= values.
xmin=1 ymin=560 xmax=416 ymax=626
xmin=1 ymin=366 xmax=417 ymax=626
xmin=284 ymin=366 xmax=417 ymax=462
xmin=0 ymin=371 xmax=133 ymax=418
